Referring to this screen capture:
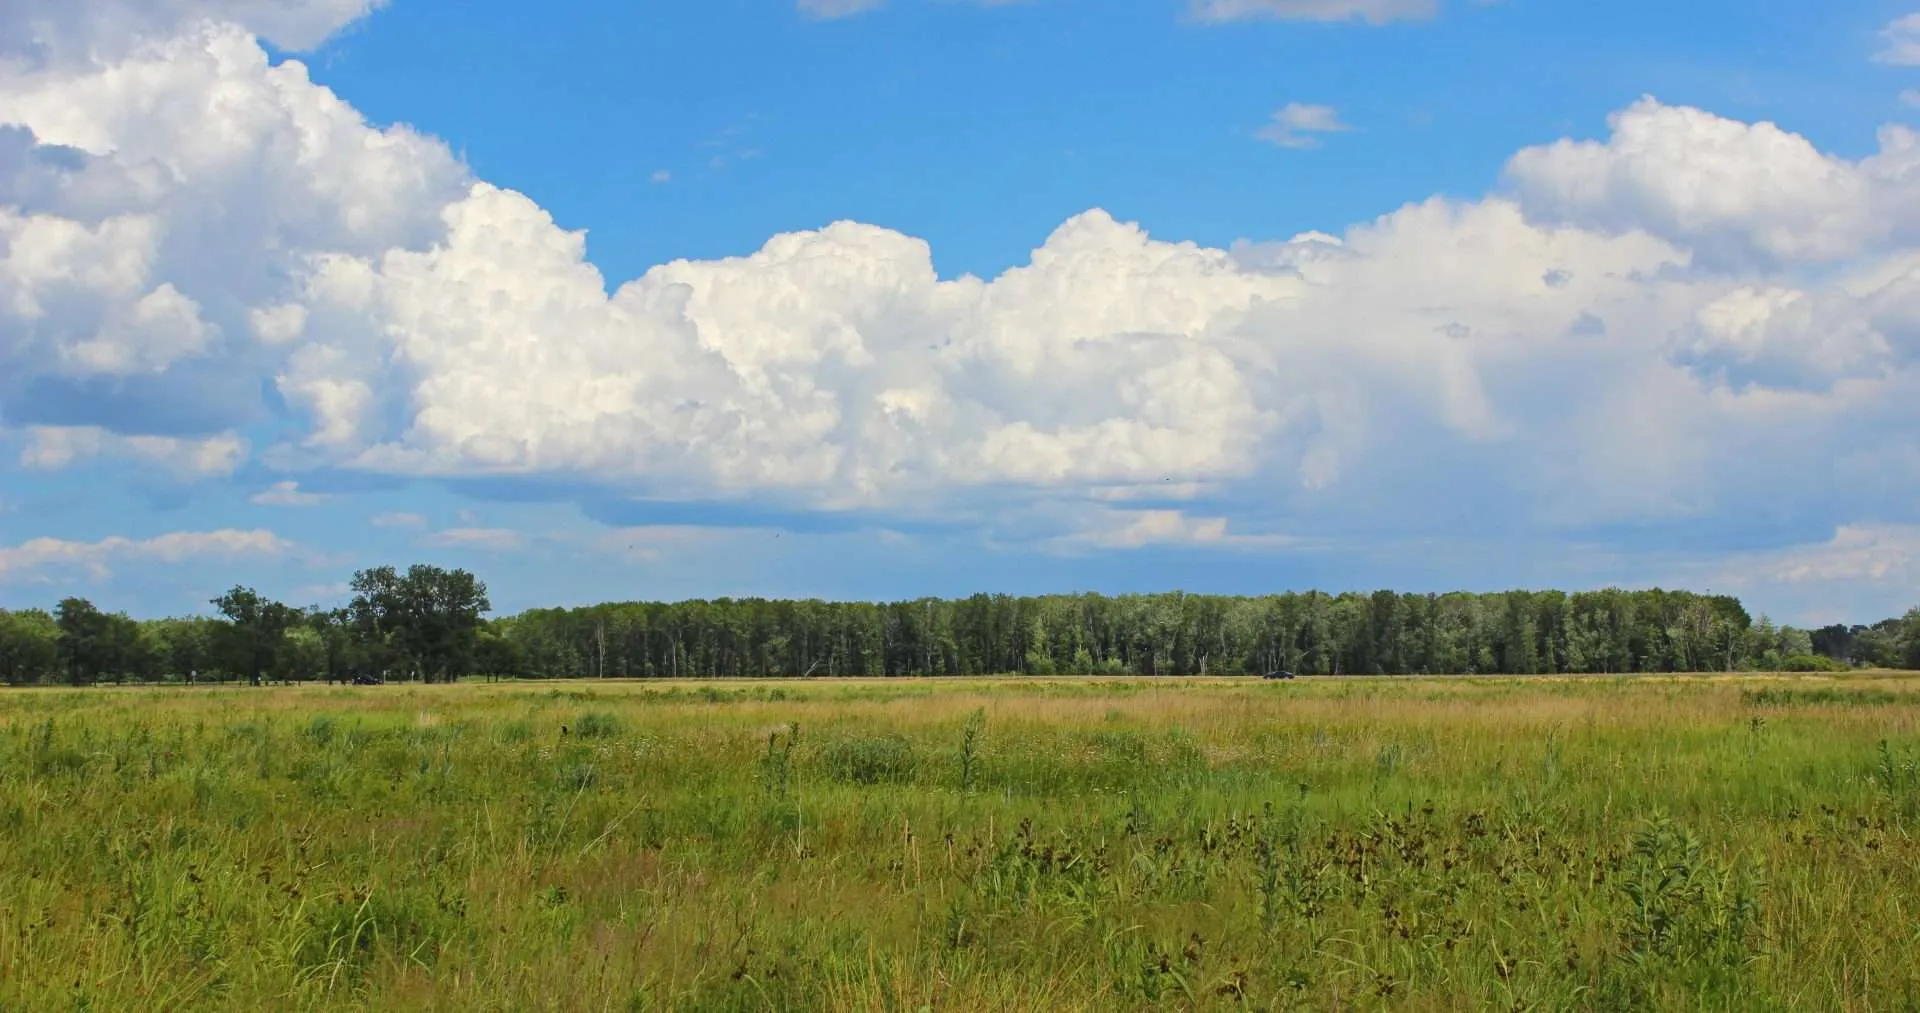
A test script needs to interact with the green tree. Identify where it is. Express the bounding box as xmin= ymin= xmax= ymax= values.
xmin=1901 ymin=608 xmax=1920 ymax=670
xmin=0 ymin=609 xmax=60 ymax=685
xmin=277 ymin=625 xmax=325 ymax=683
xmin=475 ymin=620 xmax=526 ymax=680
xmin=304 ymin=608 xmax=362 ymax=683
xmin=102 ymin=614 xmax=157 ymax=682
xmin=149 ymin=616 xmax=220 ymax=682
xmin=211 ymin=586 xmax=300 ymax=686
xmin=54 ymin=598 xmax=112 ymax=686
xmin=349 ymin=564 xmax=492 ymax=682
